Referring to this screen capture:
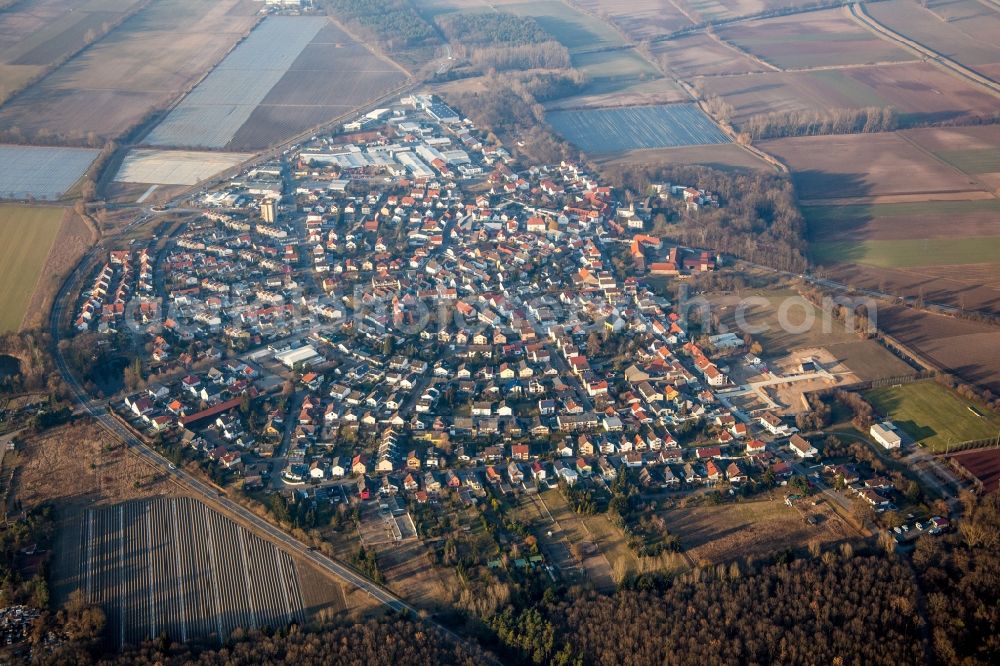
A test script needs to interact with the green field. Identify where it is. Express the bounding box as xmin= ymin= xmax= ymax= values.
xmin=811 ymin=235 xmax=1000 ymax=268
xmin=865 ymin=381 xmax=1000 ymax=451
xmin=0 ymin=205 xmax=63 ymax=332
xmin=502 ymin=1 xmax=625 ymax=53
xmin=572 ymin=48 xmax=660 ymax=83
